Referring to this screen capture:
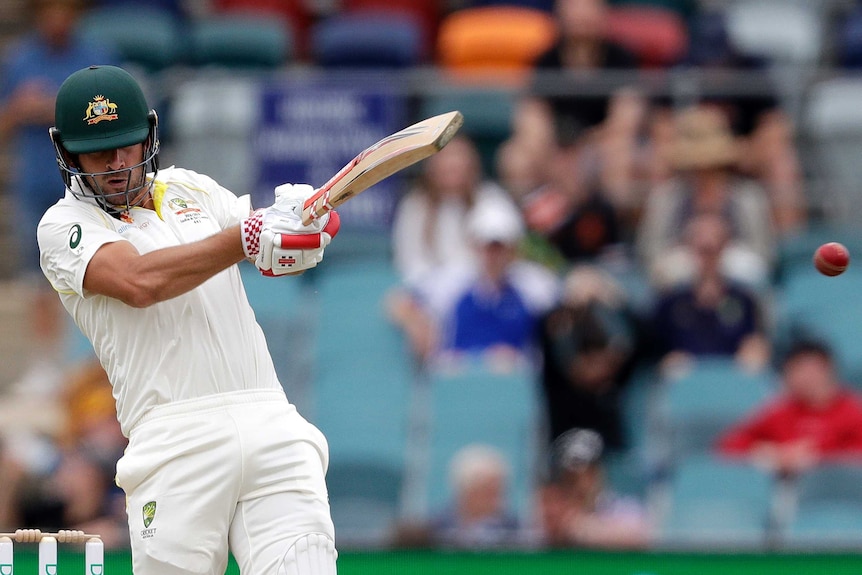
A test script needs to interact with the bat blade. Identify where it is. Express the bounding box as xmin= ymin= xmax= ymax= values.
xmin=300 ymin=110 xmax=464 ymax=225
